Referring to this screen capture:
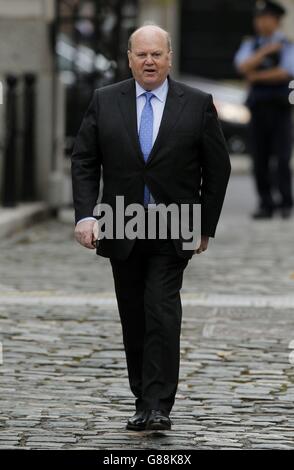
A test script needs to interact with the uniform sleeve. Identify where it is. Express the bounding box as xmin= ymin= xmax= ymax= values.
xmin=281 ymin=43 xmax=294 ymax=77
xmin=234 ymin=39 xmax=254 ymax=68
